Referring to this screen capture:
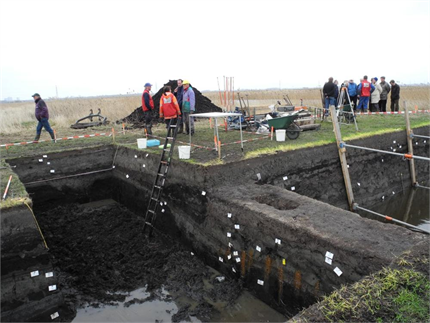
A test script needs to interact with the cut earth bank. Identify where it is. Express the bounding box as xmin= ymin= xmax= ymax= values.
xmin=2 ymin=125 xmax=429 ymax=322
